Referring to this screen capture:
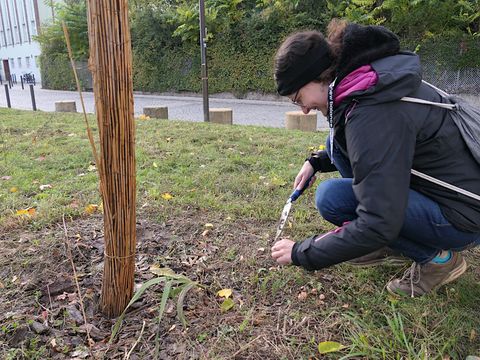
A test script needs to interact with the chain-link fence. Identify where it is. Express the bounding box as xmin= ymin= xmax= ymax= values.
xmin=405 ymin=37 xmax=480 ymax=95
